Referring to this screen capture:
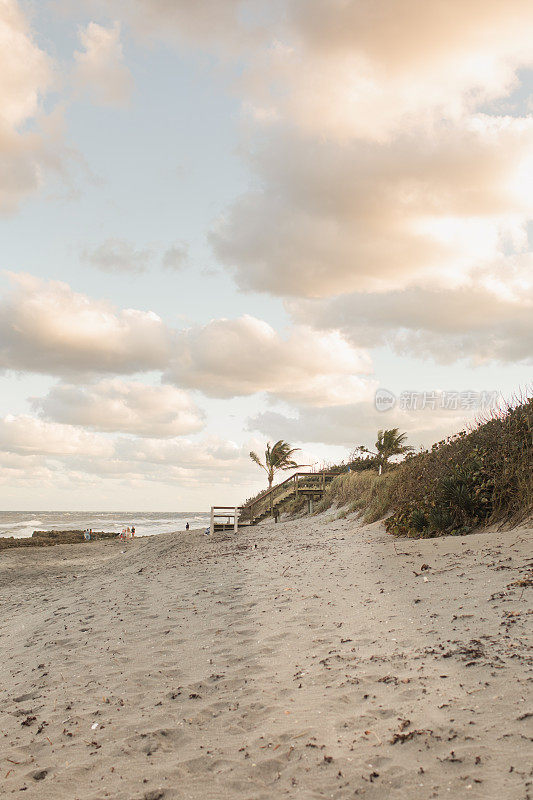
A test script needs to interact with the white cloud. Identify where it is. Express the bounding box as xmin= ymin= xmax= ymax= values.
xmin=166 ymin=314 xmax=374 ymax=405
xmin=0 ymin=0 xmax=51 ymax=128
xmin=0 ymin=275 xmax=374 ymax=404
xmin=31 ymin=379 xmax=205 ymax=437
xmin=0 ymin=0 xmax=57 ymax=213
xmin=82 ymin=1 xmax=533 ymax=139
xmin=115 ymin=435 xmax=248 ymax=471
xmin=74 ymin=21 xmax=133 ymax=107
xmin=248 ymin=402 xmax=477 ymax=452
xmin=211 ymin=118 xmax=533 ymax=298
xmin=291 ymin=278 xmax=533 ymax=365
xmin=0 ymin=273 xmax=173 ymax=376
xmin=240 ymin=0 xmax=533 ymax=141
xmin=82 ymin=238 xmax=153 ymax=273
xmin=0 ymin=411 xmax=263 ymax=492
xmin=0 ymin=414 xmax=113 ymax=457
